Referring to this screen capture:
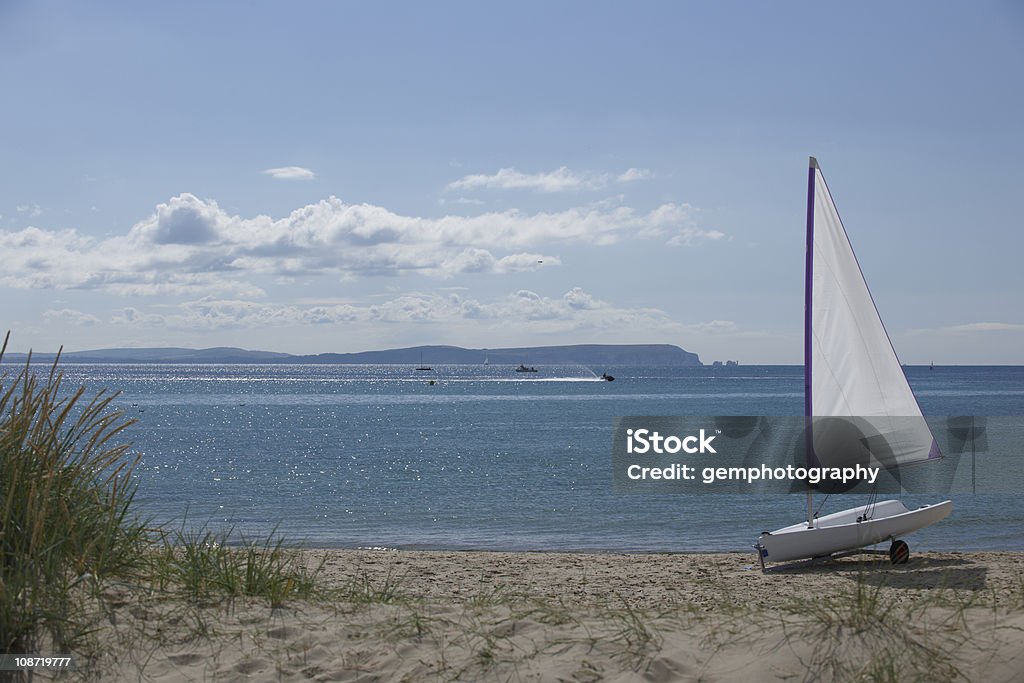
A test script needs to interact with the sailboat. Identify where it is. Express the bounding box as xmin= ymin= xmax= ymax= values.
xmin=754 ymin=157 xmax=951 ymax=568
xmin=415 ymin=350 xmax=433 ymax=371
